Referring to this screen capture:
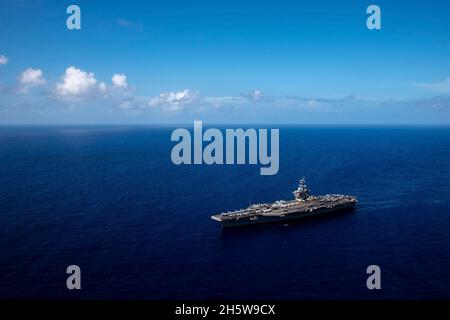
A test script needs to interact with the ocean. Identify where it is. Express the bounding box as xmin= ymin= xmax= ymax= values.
xmin=1 ymin=125 xmax=450 ymax=299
